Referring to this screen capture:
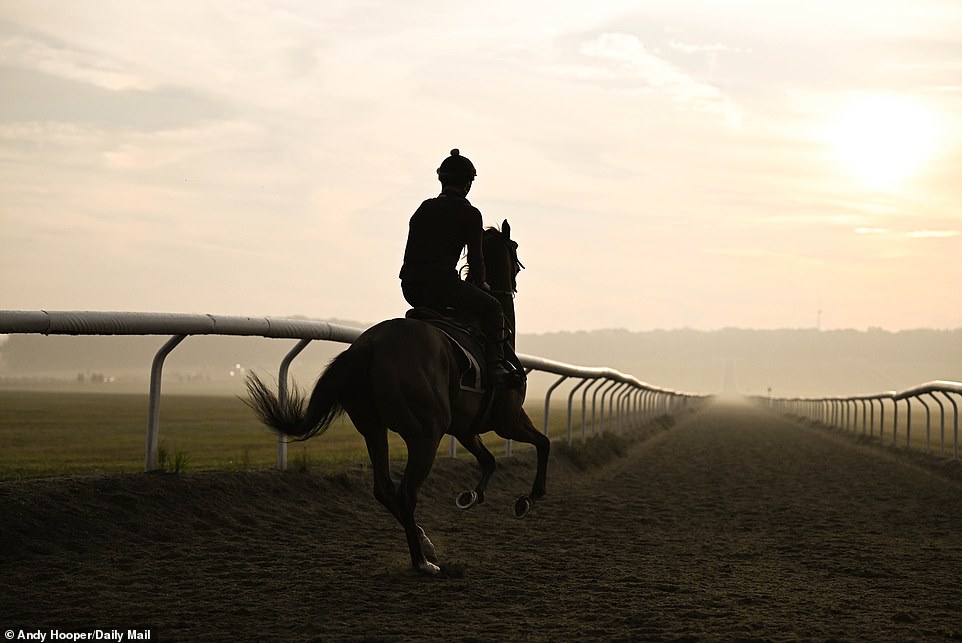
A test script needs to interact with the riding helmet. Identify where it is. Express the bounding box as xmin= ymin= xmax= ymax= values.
xmin=437 ymin=149 xmax=477 ymax=181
